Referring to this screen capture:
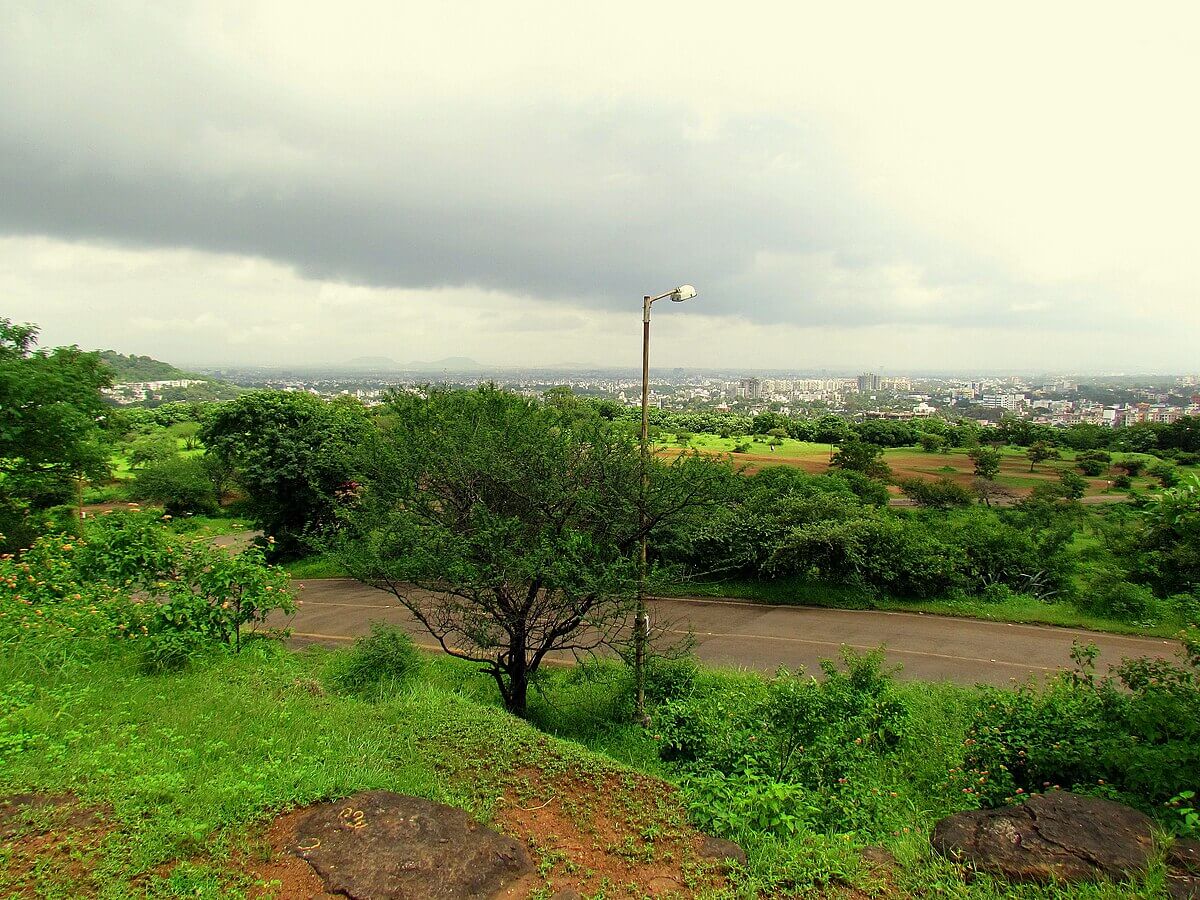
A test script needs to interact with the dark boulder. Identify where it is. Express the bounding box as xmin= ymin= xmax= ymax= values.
xmin=931 ymin=792 xmax=1155 ymax=883
xmin=291 ymin=790 xmax=532 ymax=899
xmin=697 ymin=834 xmax=747 ymax=868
